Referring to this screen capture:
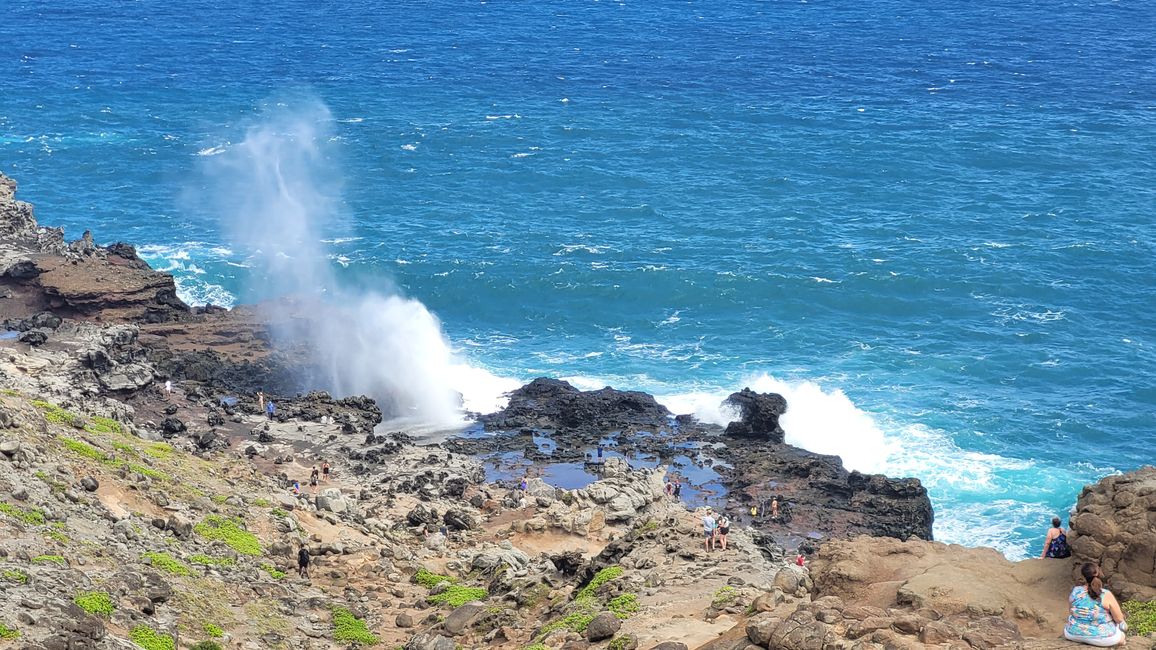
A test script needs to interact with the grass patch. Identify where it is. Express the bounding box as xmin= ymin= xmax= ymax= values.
xmin=112 ymin=441 xmax=139 ymax=456
xmin=86 ymin=416 xmax=123 ymax=435
xmin=538 ymin=611 xmax=595 ymax=638
xmin=123 ymin=461 xmax=167 ymax=480
xmin=130 ymin=625 xmax=175 ymax=650
xmin=203 ymin=623 xmax=224 ymax=638
xmin=608 ymin=593 xmax=640 ymax=619
xmin=576 ymin=565 xmax=624 ymax=600
xmin=75 ymin=591 xmax=115 ymax=617
xmin=189 ymin=554 xmax=234 ymax=568
xmin=144 ymin=442 xmax=173 ymax=459
xmin=46 ymin=529 xmax=69 ymax=543
xmin=31 ymin=555 xmax=66 ymax=565
xmin=252 ymin=498 xmax=271 ymax=507
xmin=194 ymin=515 xmax=261 ymax=556
xmin=414 ymin=567 xmax=456 ymax=588
xmin=211 ymin=495 xmax=228 ymax=504
xmin=260 ymin=563 xmax=287 ymax=579
xmin=34 ymin=470 xmax=67 ymax=492
xmin=33 ymin=400 xmax=82 ymax=427
xmin=0 ymin=502 xmax=46 ymax=525
xmin=2 ymin=569 xmax=29 ymax=584
xmin=270 ymin=508 xmax=288 ymax=518
xmin=332 ymin=607 xmax=378 ymax=645
xmin=427 ymin=585 xmax=488 ymax=608
xmin=608 ymin=637 xmax=633 ymax=650
xmin=142 ymin=551 xmax=192 ymax=576
xmin=190 ymin=642 xmax=223 ymax=650
xmin=62 ymin=437 xmax=106 ymax=461
xmin=1123 ymin=600 xmax=1156 ymax=636
xmin=0 ymin=623 xmax=19 ymax=639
